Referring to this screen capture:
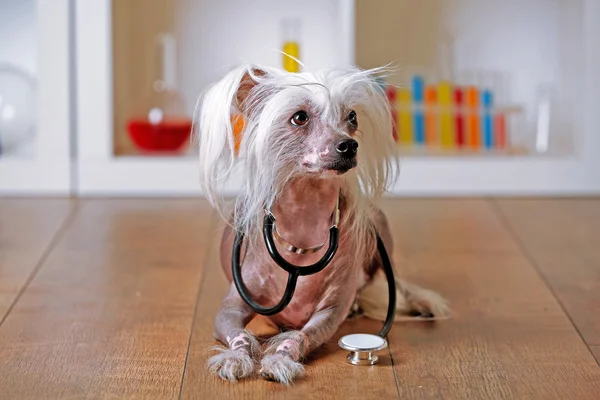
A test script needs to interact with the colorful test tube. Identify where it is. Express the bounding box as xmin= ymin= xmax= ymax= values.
xmin=424 ymin=85 xmax=437 ymax=145
xmin=494 ymin=113 xmax=507 ymax=149
xmin=454 ymin=88 xmax=465 ymax=147
xmin=482 ymin=90 xmax=493 ymax=149
xmin=412 ymin=76 xmax=425 ymax=145
xmin=386 ymin=85 xmax=398 ymax=142
xmin=397 ymin=88 xmax=413 ymax=145
xmin=465 ymin=86 xmax=481 ymax=149
xmin=438 ymin=81 xmax=454 ymax=148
